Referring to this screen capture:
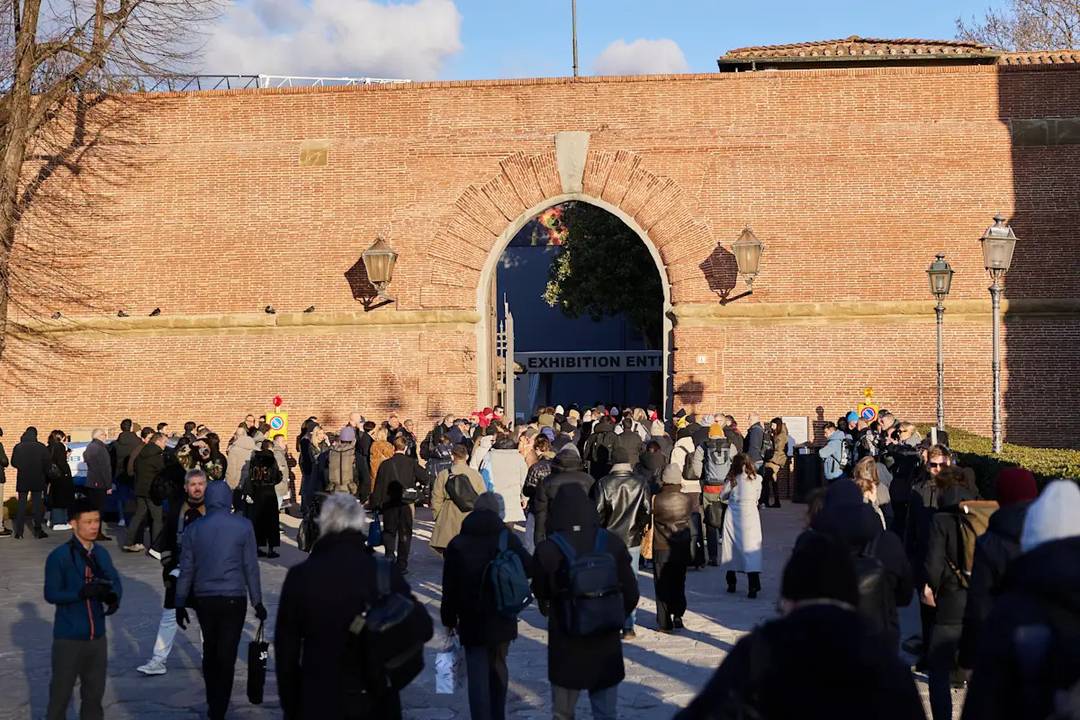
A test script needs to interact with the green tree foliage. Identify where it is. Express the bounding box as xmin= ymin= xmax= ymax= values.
xmin=543 ymin=202 xmax=663 ymax=348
